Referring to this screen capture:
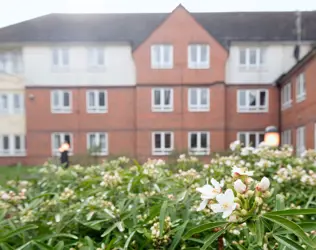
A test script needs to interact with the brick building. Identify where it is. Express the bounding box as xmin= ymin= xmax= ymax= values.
xmin=0 ymin=5 xmax=316 ymax=165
